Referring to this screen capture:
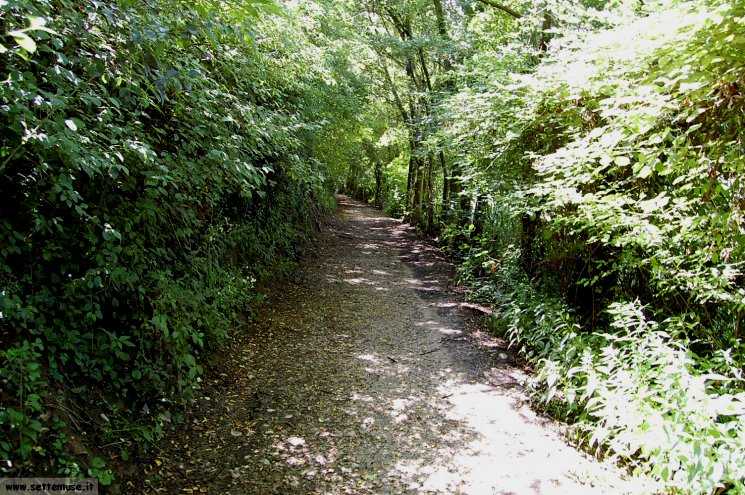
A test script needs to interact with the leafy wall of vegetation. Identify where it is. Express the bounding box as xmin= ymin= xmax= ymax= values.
xmin=441 ymin=2 xmax=745 ymax=493
xmin=0 ymin=0 xmax=364 ymax=482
